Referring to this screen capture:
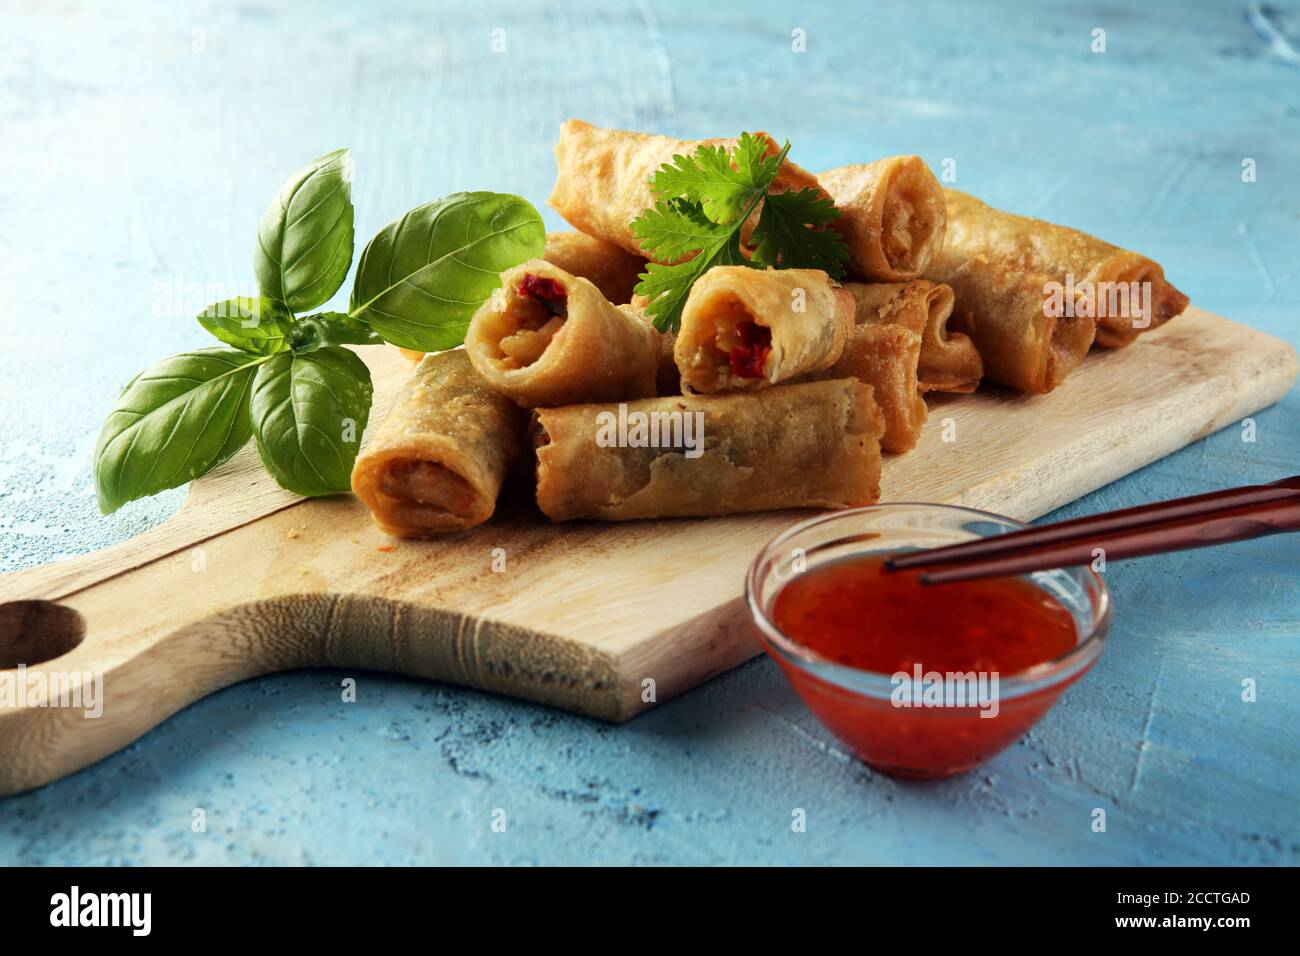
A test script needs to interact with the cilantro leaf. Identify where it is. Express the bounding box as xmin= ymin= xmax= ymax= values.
xmin=749 ymin=188 xmax=849 ymax=274
xmin=632 ymin=200 xmax=755 ymax=331
xmin=630 ymin=198 xmax=734 ymax=264
xmin=647 ymin=132 xmax=783 ymax=225
xmin=630 ymin=132 xmax=843 ymax=333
